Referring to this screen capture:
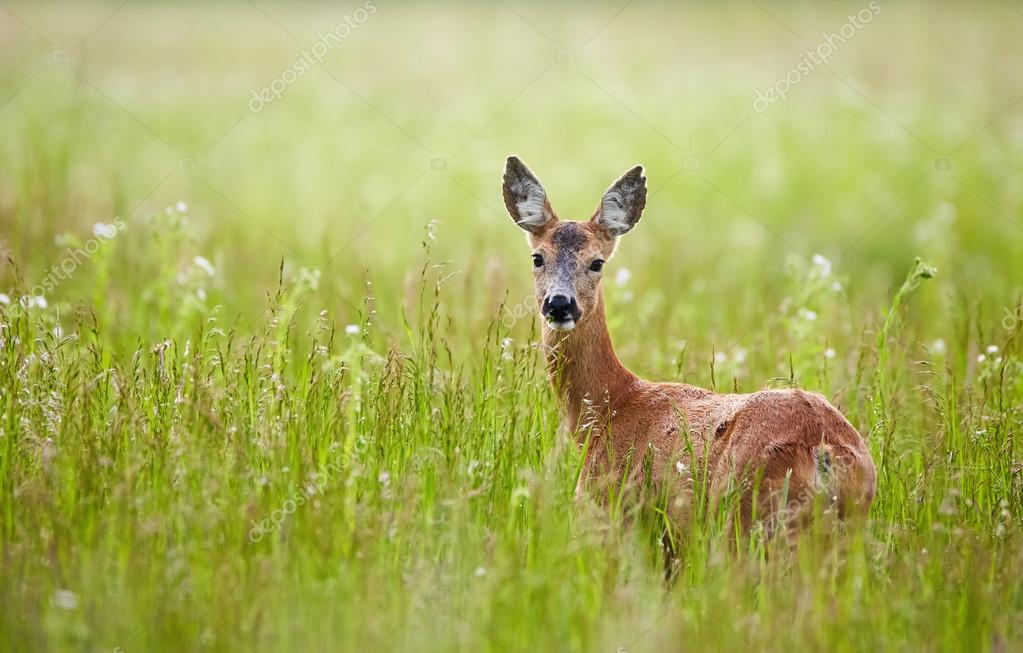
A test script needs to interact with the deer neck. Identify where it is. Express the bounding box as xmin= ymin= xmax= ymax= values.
xmin=543 ymin=287 xmax=636 ymax=432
